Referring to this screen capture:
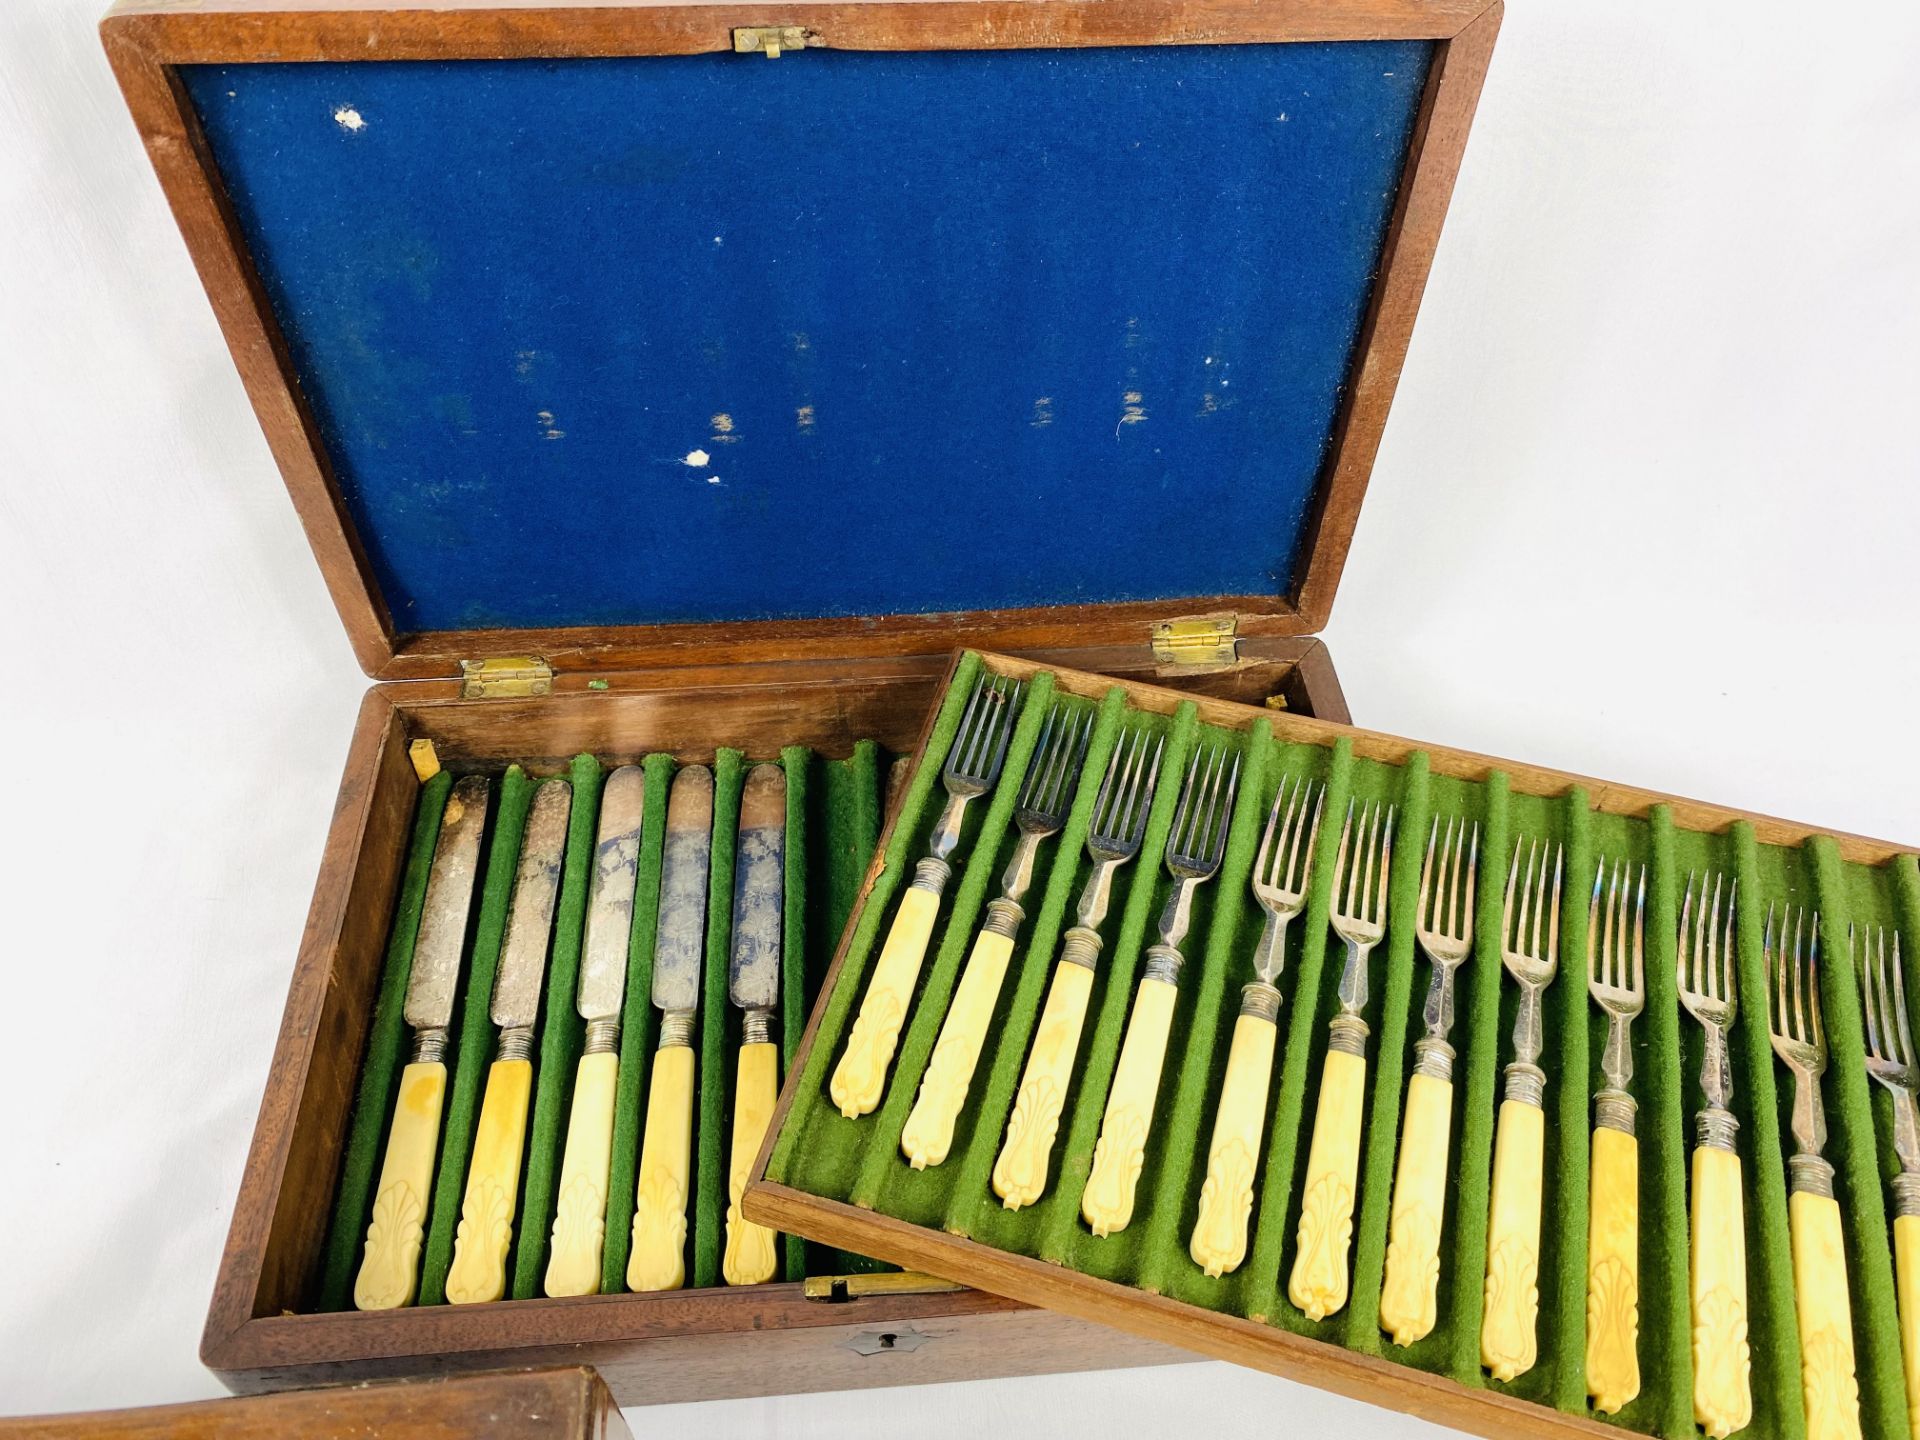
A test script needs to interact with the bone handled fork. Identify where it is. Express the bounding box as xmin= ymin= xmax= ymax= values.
xmin=1584 ymin=860 xmax=1645 ymax=1416
xmin=1480 ymin=838 xmax=1562 ymax=1382
xmin=1081 ymin=745 xmax=1239 ymax=1238
xmin=1858 ymin=924 xmax=1920 ymax=1439
xmin=992 ymin=728 xmax=1162 ymax=1209
xmin=1189 ymin=776 xmax=1324 ymax=1278
xmin=1676 ymin=872 xmax=1751 ymax=1438
xmin=901 ymin=705 xmax=1090 ymax=1169
xmin=1289 ymin=799 xmax=1394 ymax=1321
xmin=1380 ymin=816 xmax=1478 ymax=1345
xmin=831 ymin=673 xmax=1020 ymax=1118
xmin=1768 ymin=906 xmax=1862 ymax=1440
